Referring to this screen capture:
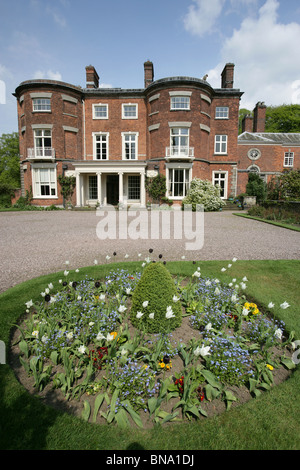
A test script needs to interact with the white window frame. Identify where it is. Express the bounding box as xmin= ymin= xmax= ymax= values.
xmin=170 ymin=96 xmax=190 ymax=110
xmin=284 ymin=152 xmax=294 ymax=167
xmin=215 ymin=135 xmax=228 ymax=154
xmin=32 ymin=165 xmax=57 ymax=198
xmin=32 ymin=98 xmax=51 ymax=112
xmin=122 ymin=103 xmax=138 ymax=119
xmin=212 ymin=171 xmax=228 ymax=199
xmin=170 ymin=127 xmax=189 ymax=156
xmin=34 ymin=128 xmax=52 ymax=157
xmin=122 ymin=132 xmax=138 ymax=160
xmin=168 ymin=167 xmax=191 ymax=199
xmin=93 ymin=103 xmax=108 ymax=119
xmin=215 ymin=106 xmax=229 ymax=119
xmin=127 ymin=175 xmax=141 ymax=200
xmin=93 ymin=132 xmax=109 ymax=160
